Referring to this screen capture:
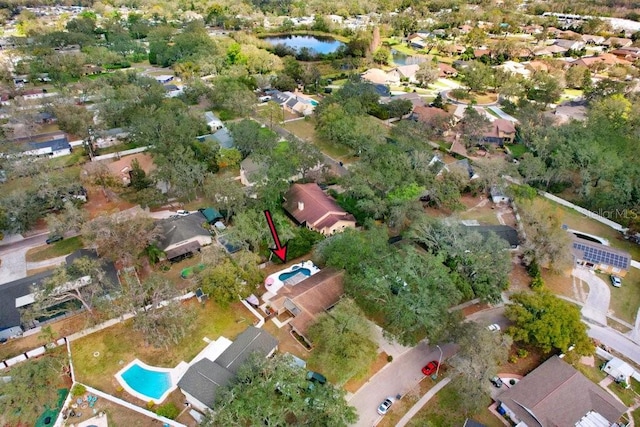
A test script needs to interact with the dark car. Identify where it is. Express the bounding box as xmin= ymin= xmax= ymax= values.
xmin=46 ymin=235 xmax=63 ymax=244
xmin=306 ymin=371 xmax=327 ymax=385
xmin=421 ymin=361 xmax=439 ymax=376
